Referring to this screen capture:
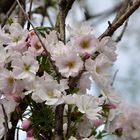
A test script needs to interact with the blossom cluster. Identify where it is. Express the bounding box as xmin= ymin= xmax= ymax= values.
xmin=0 ymin=22 xmax=123 ymax=139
